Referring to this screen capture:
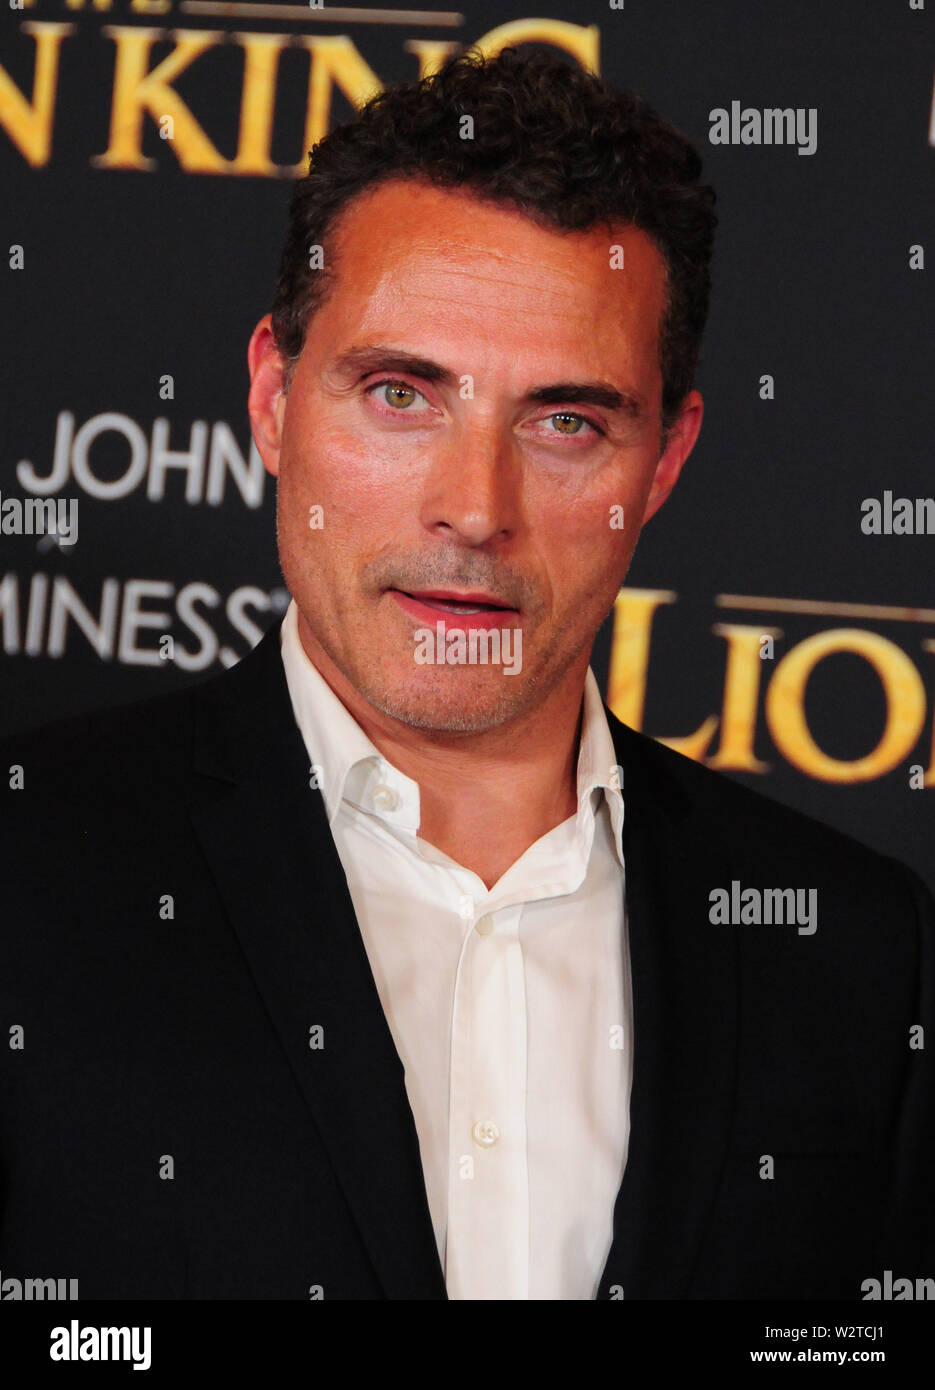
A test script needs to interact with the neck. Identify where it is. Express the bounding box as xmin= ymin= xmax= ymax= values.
xmin=297 ymin=617 xmax=589 ymax=889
